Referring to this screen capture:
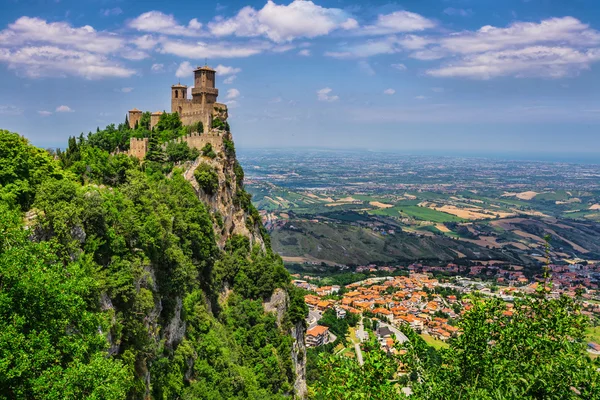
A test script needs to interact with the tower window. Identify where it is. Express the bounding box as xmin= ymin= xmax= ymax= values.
xmin=175 ymin=90 xmax=179 ymax=99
